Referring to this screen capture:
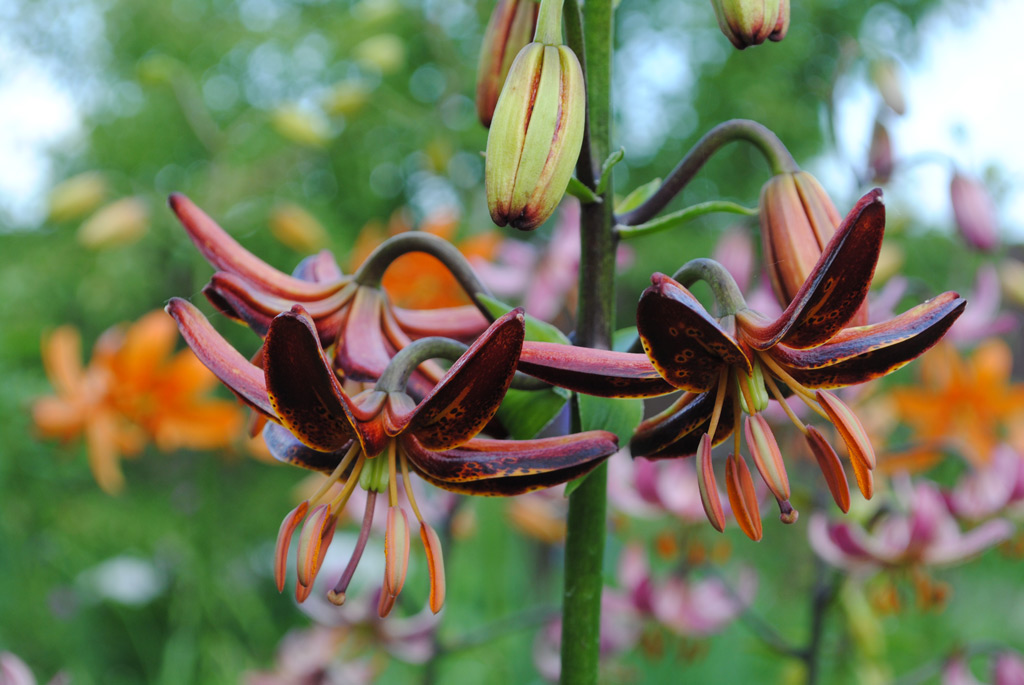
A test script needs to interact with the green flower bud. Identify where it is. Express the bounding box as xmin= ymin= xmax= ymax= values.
xmin=476 ymin=0 xmax=538 ymax=128
xmin=711 ymin=0 xmax=790 ymax=50
xmin=485 ymin=42 xmax=585 ymax=231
